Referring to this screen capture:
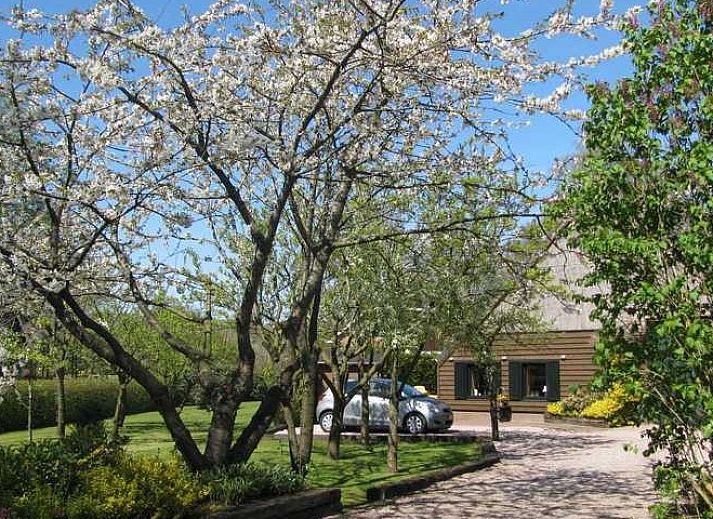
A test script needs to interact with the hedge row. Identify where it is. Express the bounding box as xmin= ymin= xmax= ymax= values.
xmin=0 ymin=378 xmax=155 ymax=433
